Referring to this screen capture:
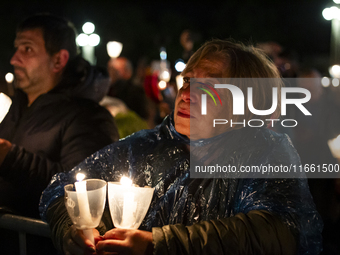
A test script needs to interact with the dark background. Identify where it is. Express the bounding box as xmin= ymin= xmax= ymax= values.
xmin=0 ymin=1 xmax=339 ymax=254
xmin=0 ymin=0 xmax=334 ymax=77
